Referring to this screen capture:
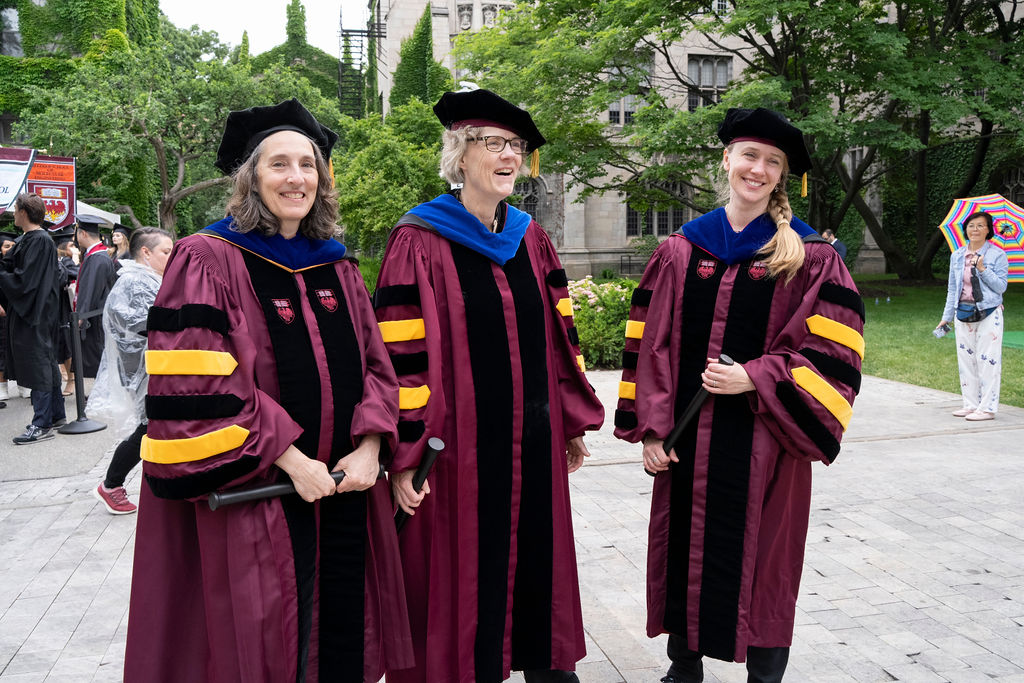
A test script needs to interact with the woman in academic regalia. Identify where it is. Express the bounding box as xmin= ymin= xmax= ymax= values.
xmin=124 ymin=98 xmax=412 ymax=683
xmin=377 ymin=89 xmax=604 ymax=683
xmin=111 ymin=223 xmax=131 ymax=261
xmin=615 ymin=108 xmax=865 ymax=683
